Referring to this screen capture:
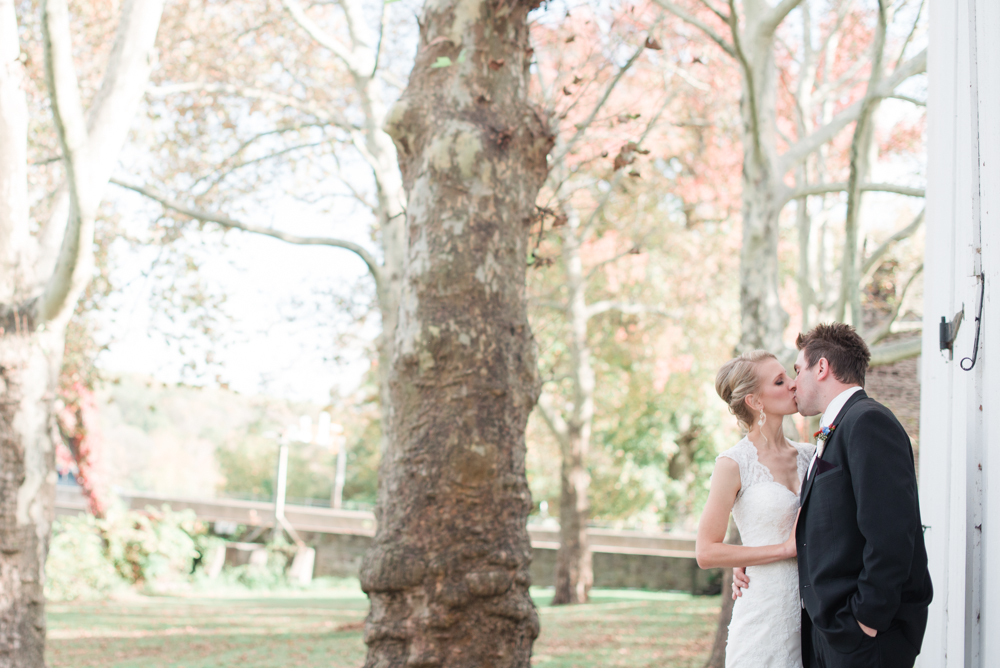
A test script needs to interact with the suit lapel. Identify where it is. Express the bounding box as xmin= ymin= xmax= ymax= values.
xmin=799 ymin=390 xmax=868 ymax=506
